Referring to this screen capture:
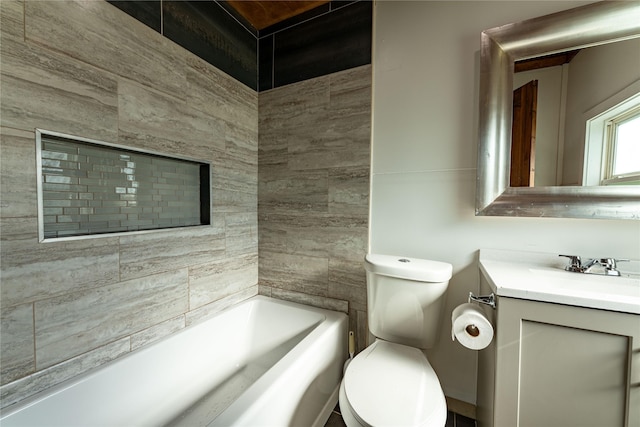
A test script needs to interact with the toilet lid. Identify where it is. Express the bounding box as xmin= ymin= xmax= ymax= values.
xmin=343 ymin=340 xmax=446 ymax=427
